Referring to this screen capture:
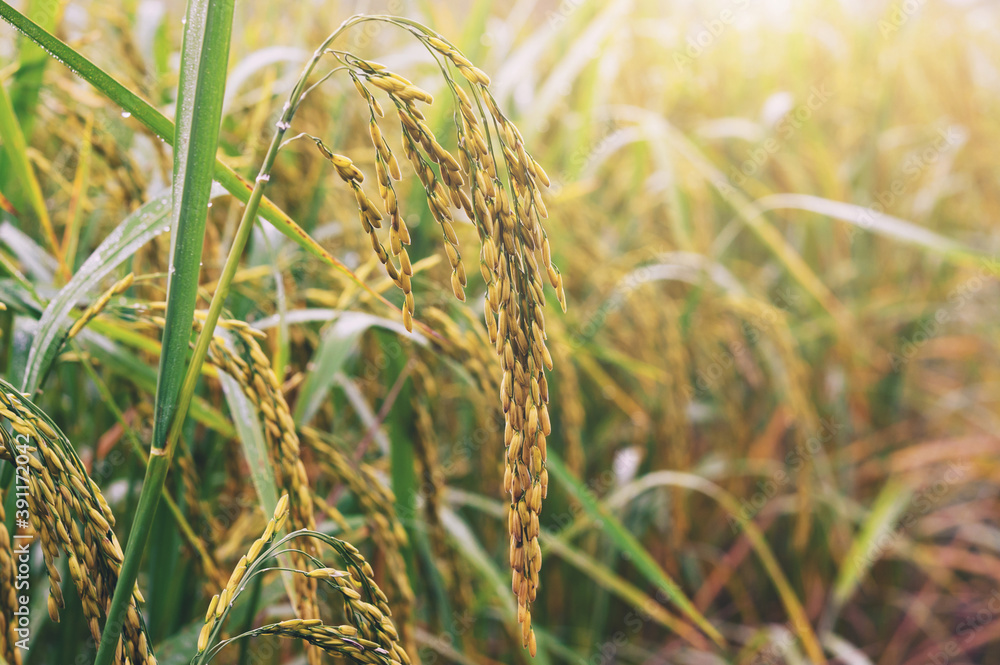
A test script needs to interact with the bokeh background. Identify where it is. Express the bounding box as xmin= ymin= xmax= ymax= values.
xmin=2 ymin=0 xmax=1000 ymax=663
